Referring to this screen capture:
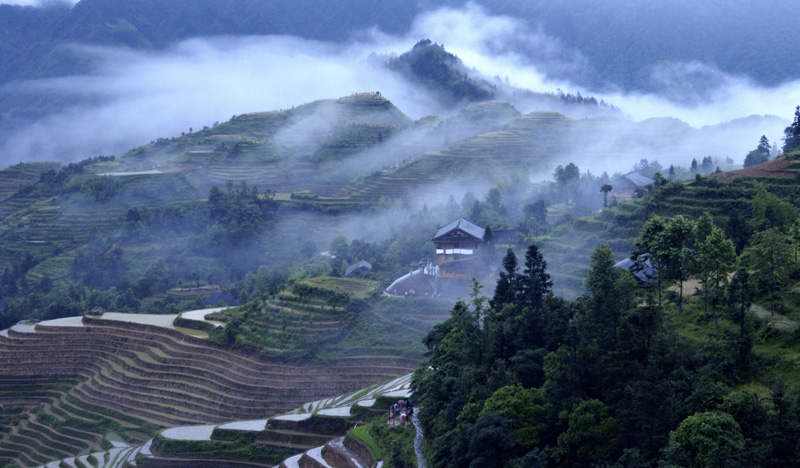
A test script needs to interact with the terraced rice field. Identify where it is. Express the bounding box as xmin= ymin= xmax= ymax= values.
xmin=299 ymin=277 xmax=378 ymax=297
xmin=0 ymin=162 xmax=61 ymax=210
xmin=218 ymin=284 xmax=451 ymax=360
xmin=0 ymin=318 xmax=418 ymax=467
xmin=0 ymin=171 xmax=204 ymax=272
xmin=329 ymin=110 xmax=581 ymax=205
xmin=130 ymin=373 xmax=412 ymax=467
